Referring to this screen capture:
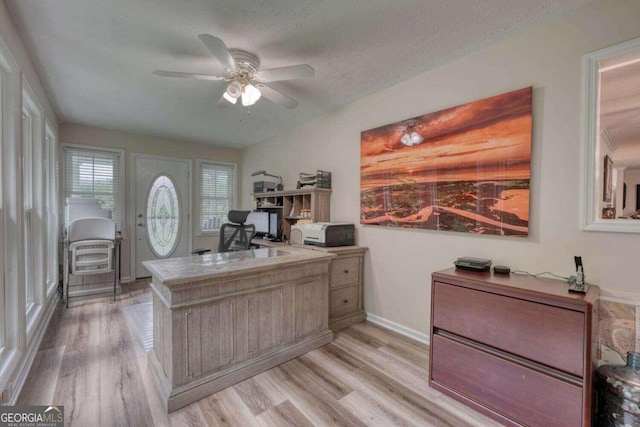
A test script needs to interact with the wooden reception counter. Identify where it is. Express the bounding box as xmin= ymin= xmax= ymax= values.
xmin=143 ymin=247 xmax=336 ymax=412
